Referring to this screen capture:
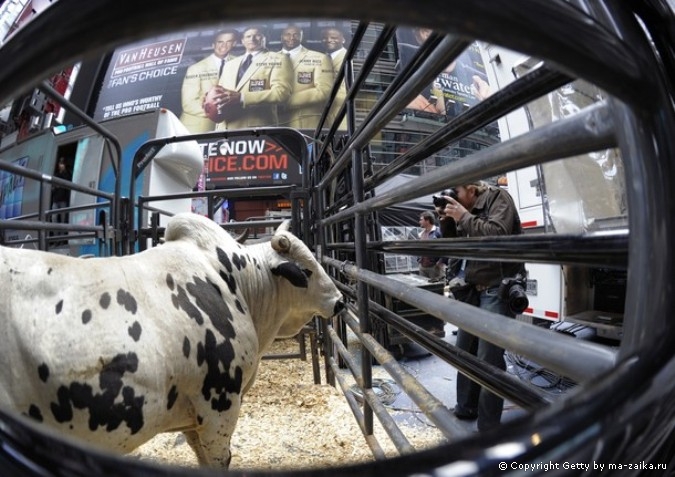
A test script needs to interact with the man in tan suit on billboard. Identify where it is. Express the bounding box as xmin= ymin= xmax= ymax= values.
xmin=214 ymin=26 xmax=292 ymax=130
xmin=321 ymin=26 xmax=348 ymax=131
xmin=277 ymin=24 xmax=334 ymax=130
xmin=179 ymin=29 xmax=240 ymax=133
